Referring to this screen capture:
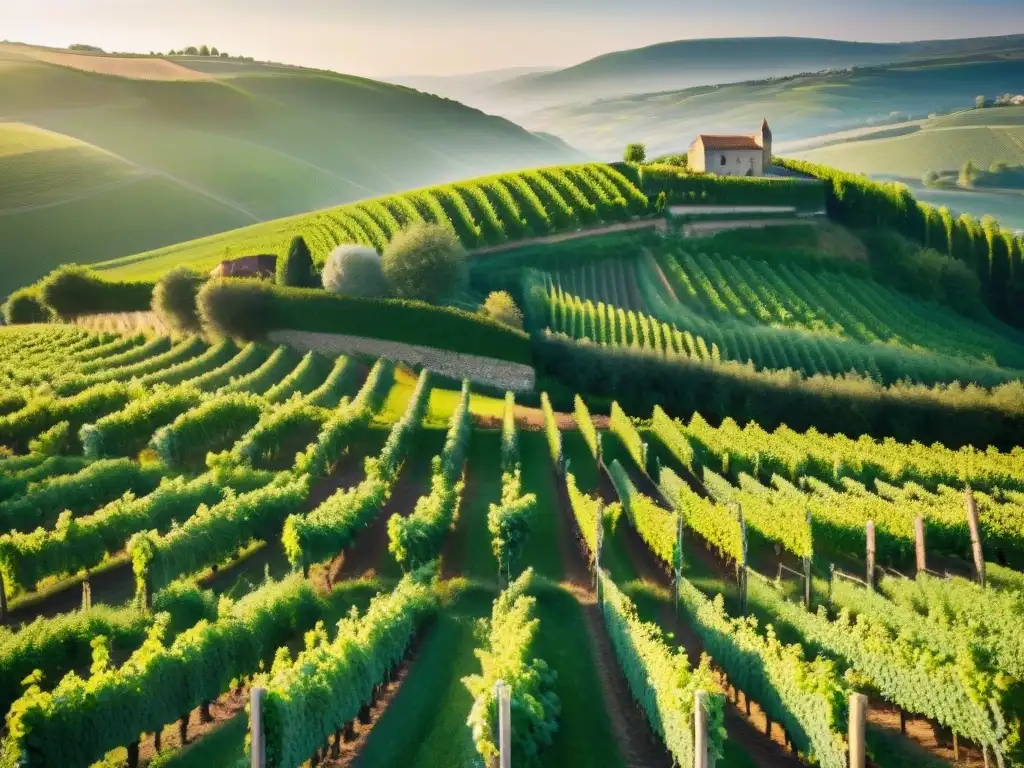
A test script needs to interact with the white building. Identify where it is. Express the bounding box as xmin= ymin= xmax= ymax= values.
xmin=688 ymin=119 xmax=772 ymax=176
